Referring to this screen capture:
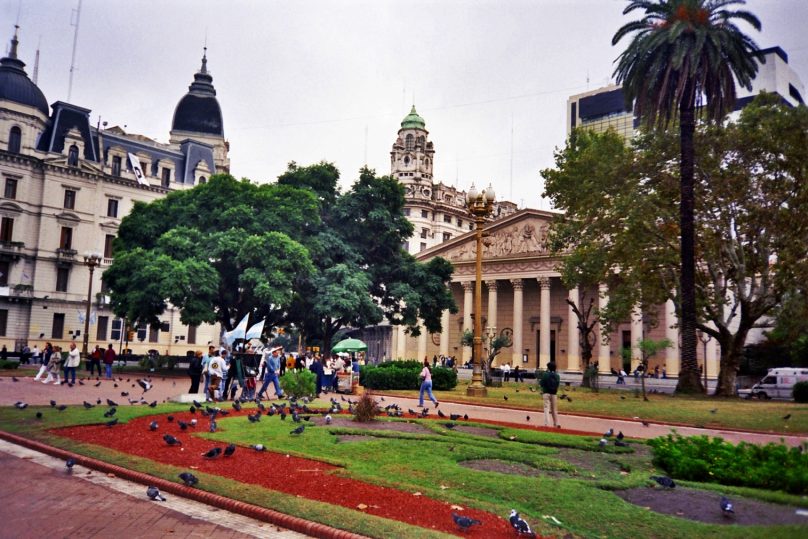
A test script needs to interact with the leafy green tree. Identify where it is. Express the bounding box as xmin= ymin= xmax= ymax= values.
xmin=613 ymin=0 xmax=762 ymax=393
xmin=104 ymin=174 xmax=317 ymax=332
